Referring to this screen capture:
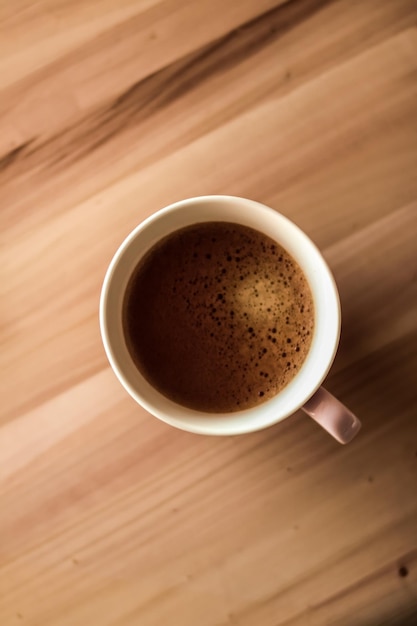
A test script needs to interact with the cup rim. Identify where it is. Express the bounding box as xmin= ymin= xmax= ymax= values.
xmin=100 ymin=195 xmax=341 ymax=435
